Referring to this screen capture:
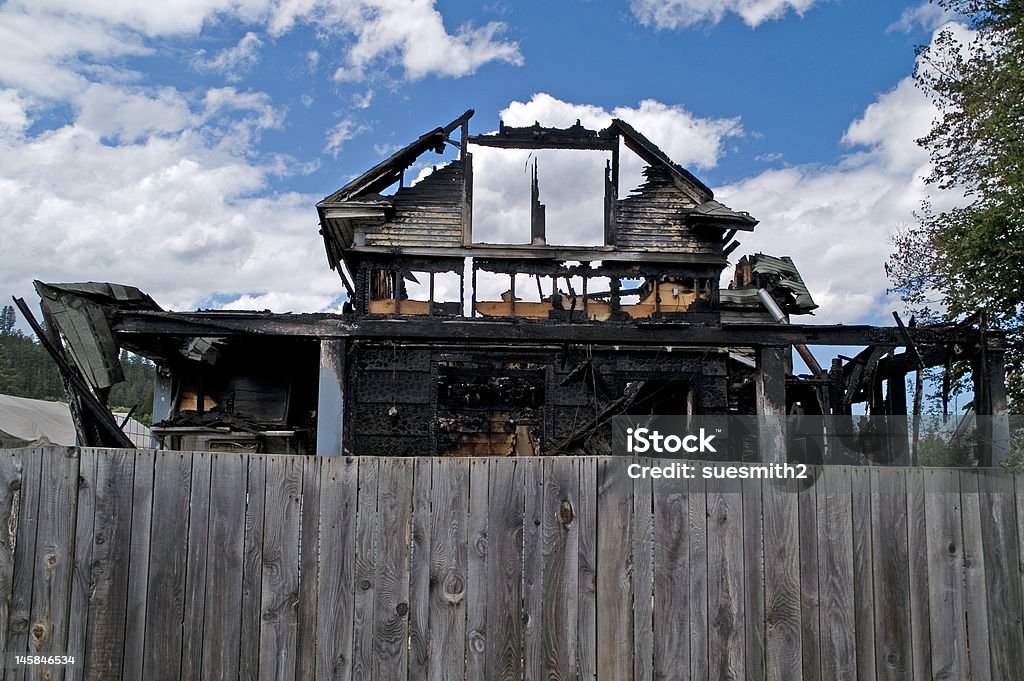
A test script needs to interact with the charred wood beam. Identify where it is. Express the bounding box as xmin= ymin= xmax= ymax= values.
xmin=605 ymin=143 xmax=619 ymax=245
xmin=349 ymin=254 xmax=465 ymax=274
xmin=892 ymin=311 xmax=924 ymax=370
xmin=885 ymin=372 xmax=911 ymax=464
xmin=337 ymin=260 xmax=356 ymax=298
xmin=110 ymin=310 xmax=984 ymax=348
xmin=321 ymin=109 xmax=474 ymax=203
xmin=607 ymin=118 xmax=713 ymax=202
xmin=14 ymin=297 xmax=135 ymax=448
xmin=843 ymin=345 xmax=891 ymax=412
xmin=467 ymin=136 xmax=617 ymax=151
xmin=462 ymin=151 xmax=473 ymax=244
xmin=877 ymin=345 xmax=948 ymax=374
xmin=345 ymin=244 xmax=727 ymax=266
xmin=468 ymin=120 xmax=615 ymax=151
xmin=472 ymin=259 xmax=716 ymax=280
xmin=443 ymin=109 xmax=475 ymax=135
